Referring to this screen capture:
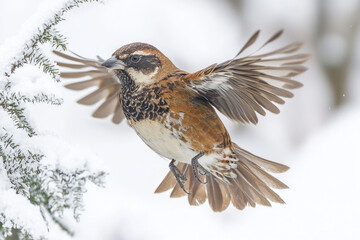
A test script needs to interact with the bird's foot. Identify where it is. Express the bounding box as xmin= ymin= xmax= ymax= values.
xmin=191 ymin=152 xmax=208 ymax=184
xmin=169 ymin=159 xmax=189 ymax=194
